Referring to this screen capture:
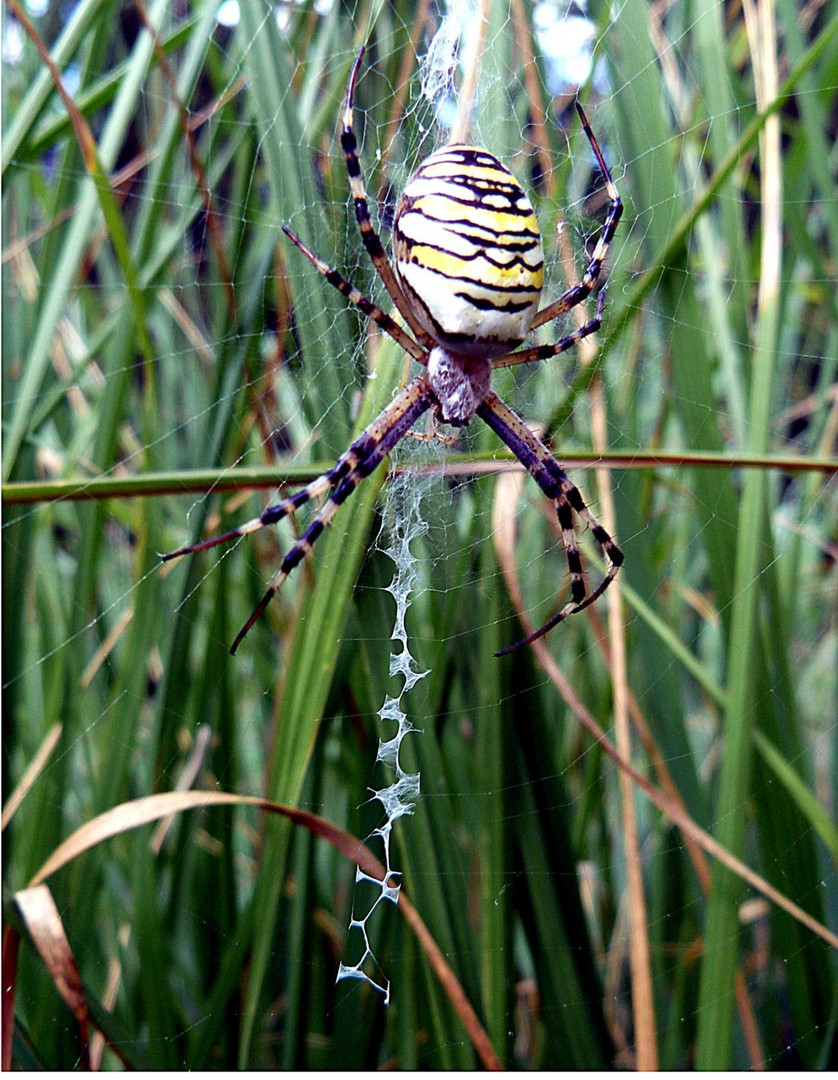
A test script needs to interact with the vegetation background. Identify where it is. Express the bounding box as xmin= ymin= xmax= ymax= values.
xmin=3 ymin=0 xmax=836 ymax=1069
